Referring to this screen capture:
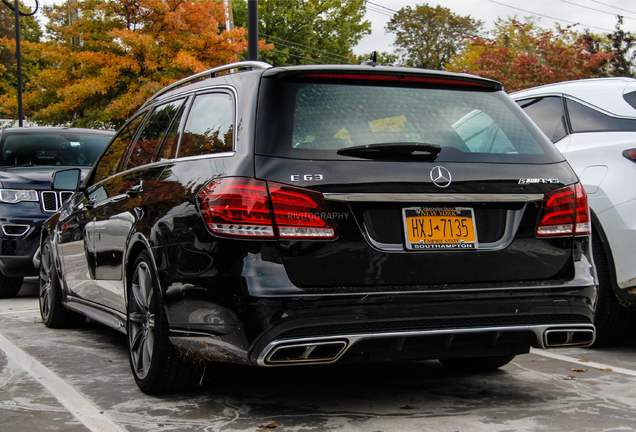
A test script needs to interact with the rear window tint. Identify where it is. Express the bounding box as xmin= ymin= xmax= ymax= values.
xmin=566 ymin=98 xmax=636 ymax=133
xmin=256 ymin=80 xmax=561 ymax=163
xmin=517 ymin=96 xmax=568 ymax=143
